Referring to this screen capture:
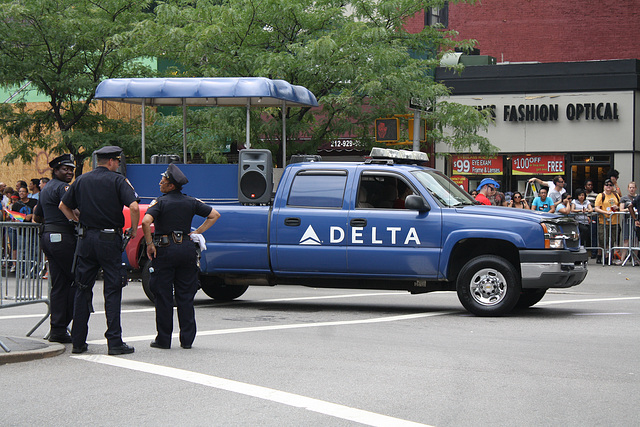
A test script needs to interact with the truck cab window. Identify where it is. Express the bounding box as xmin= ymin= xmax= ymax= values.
xmin=358 ymin=173 xmax=414 ymax=209
xmin=287 ymin=170 xmax=347 ymax=208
